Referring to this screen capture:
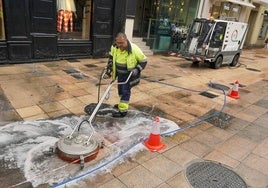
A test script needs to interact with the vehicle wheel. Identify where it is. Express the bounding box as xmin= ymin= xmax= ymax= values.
xmin=230 ymin=54 xmax=240 ymax=67
xmin=191 ymin=61 xmax=199 ymax=67
xmin=211 ymin=56 xmax=223 ymax=69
